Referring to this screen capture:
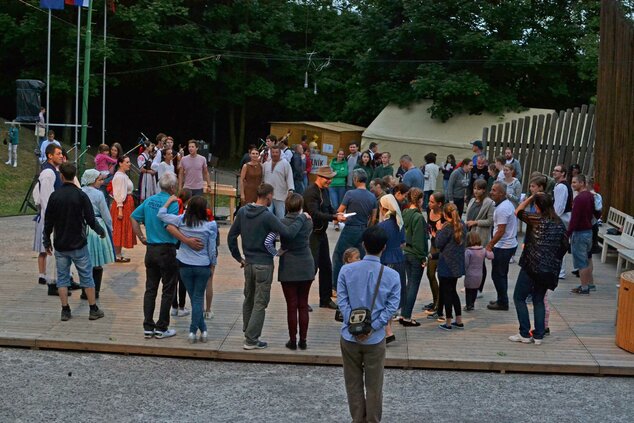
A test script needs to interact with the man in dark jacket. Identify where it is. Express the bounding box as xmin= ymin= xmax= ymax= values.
xmin=43 ymin=162 xmax=106 ymax=322
xmin=303 ymin=166 xmax=346 ymax=309
xmin=290 ymin=144 xmax=305 ymax=194
xmin=228 ymin=183 xmax=308 ymax=350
